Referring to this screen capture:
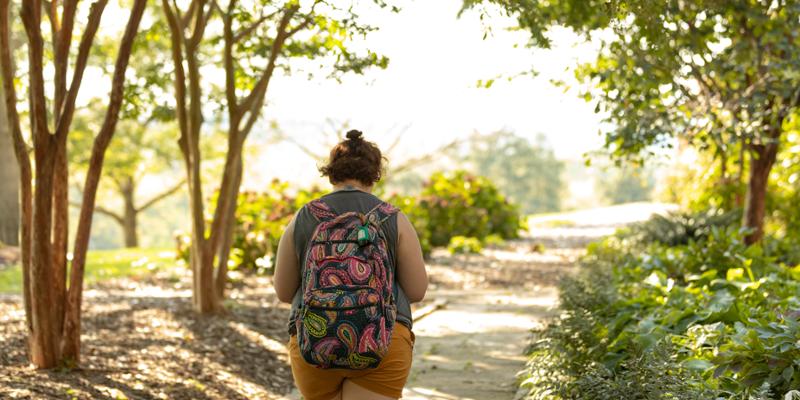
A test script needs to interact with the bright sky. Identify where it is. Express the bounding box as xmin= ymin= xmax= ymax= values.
xmin=245 ymin=0 xmax=605 ymax=188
